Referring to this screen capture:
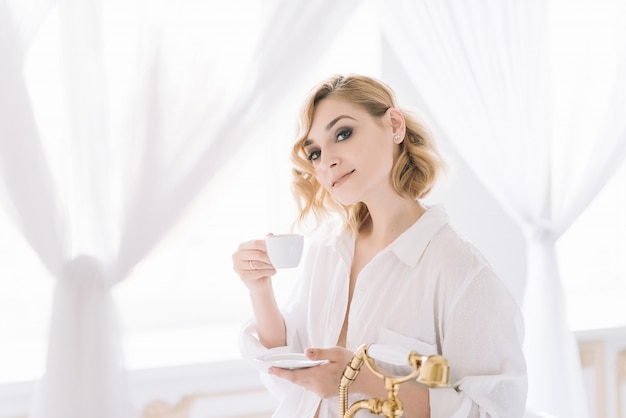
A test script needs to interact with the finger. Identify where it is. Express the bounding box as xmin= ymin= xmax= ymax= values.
xmin=269 ymin=363 xmax=339 ymax=399
xmin=305 ymin=347 xmax=342 ymax=362
xmin=247 ymin=258 xmax=275 ymax=271
xmin=236 ymin=258 xmax=275 ymax=274
xmin=237 ymin=239 xmax=267 ymax=251
xmin=233 ymin=249 xmax=273 ymax=270
xmin=237 ymin=236 xmax=274 ymax=255
xmin=237 ymin=267 xmax=276 ymax=281
xmin=268 ymin=367 xmax=301 ymax=383
xmin=234 ymin=248 xmax=270 ymax=262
